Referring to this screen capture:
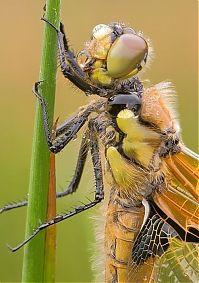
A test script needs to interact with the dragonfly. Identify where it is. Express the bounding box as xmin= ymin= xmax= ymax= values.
xmin=1 ymin=18 xmax=199 ymax=282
